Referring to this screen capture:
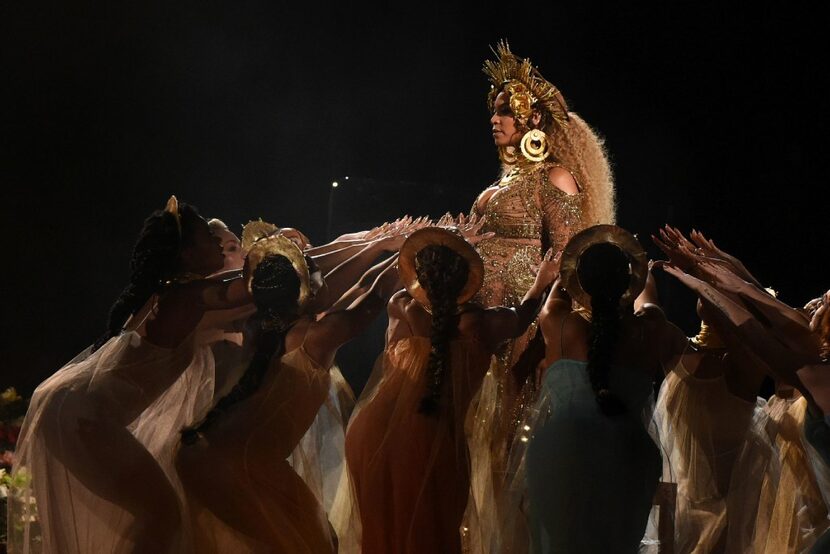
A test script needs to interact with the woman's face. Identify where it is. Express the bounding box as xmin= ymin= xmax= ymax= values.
xmin=215 ymin=228 xmax=244 ymax=271
xmin=490 ymin=91 xmax=522 ymax=147
xmin=181 ymin=218 xmax=225 ymax=276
